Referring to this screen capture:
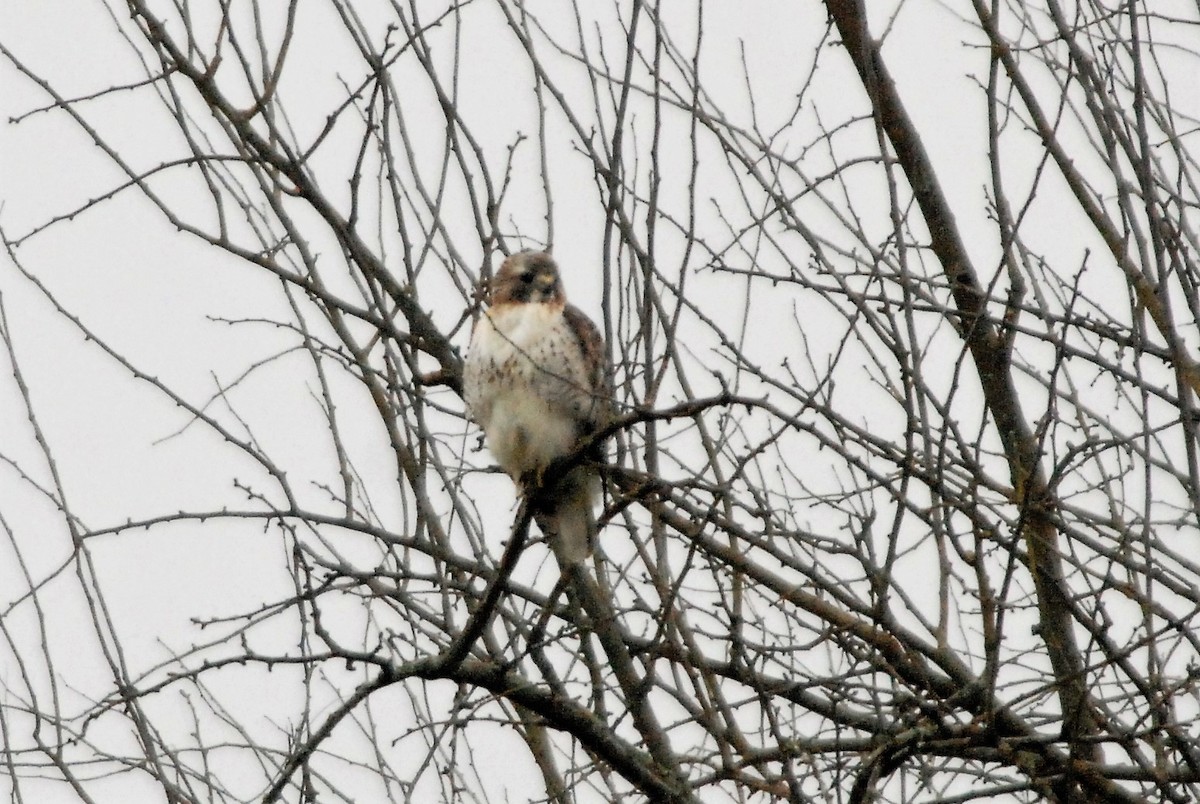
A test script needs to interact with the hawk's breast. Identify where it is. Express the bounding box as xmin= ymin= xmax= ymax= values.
xmin=464 ymin=302 xmax=593 ymax=478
